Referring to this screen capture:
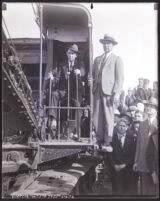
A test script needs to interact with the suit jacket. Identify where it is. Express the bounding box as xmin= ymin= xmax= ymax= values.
xmin=136 ymin=87 xmax=152 ymax=102
xmin=134 ymin=118 xmax=157 ymax=172
xmin=146 ymin=131 xmax=158 ymax=175
xmin=109 ymin=129 xmax=135 ymax=168
xmin=58 ymin=60 xmax=84 ymax=91
xmin=125 ymin=95 xmax=136 ymax=107
xmin=92 ymin=53 xmax=124 ymax=95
